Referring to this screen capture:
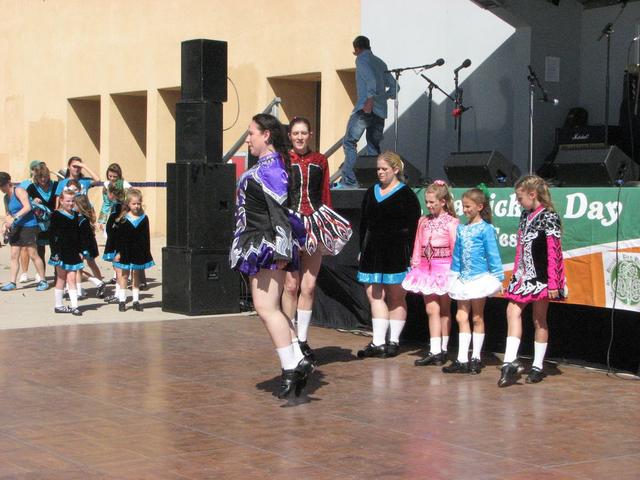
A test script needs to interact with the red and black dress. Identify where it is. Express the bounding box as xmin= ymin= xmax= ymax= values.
xmin=289 ymin=150 xmax=352 ymax=255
